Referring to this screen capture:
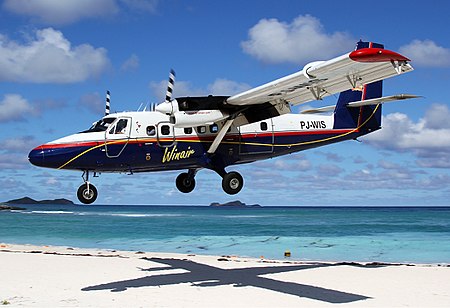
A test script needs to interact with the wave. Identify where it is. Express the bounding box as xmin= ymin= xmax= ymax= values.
xmin=31 ymin=210 xmax=75 ymax=214
xmin=23 ymin=210 xmax=185 ymax=218
xmin=107 ymin=213 xmax=184 ymax=218
xmin=75 ymin=212 xmax=185 ymax=218
xmin=219 ymin=215 xmax=273 ymax=218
